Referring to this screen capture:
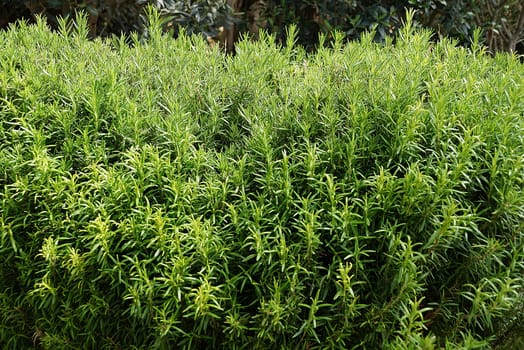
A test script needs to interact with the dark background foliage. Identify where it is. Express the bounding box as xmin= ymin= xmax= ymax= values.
xmin=1 ymin=0 xmax=523 ymax=54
